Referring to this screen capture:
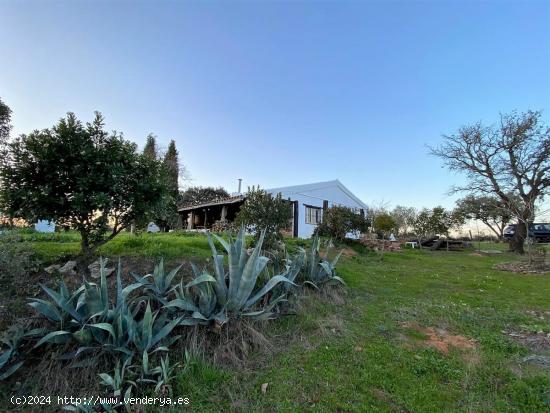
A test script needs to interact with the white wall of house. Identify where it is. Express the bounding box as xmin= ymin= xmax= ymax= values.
xmin=267 ymin=180 xmax=368 ymax=239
